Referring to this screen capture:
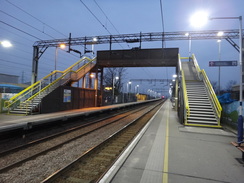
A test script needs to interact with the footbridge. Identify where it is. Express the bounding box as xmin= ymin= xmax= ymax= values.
xmin=178 ymin=55 xmax=222 ymax=128
xmin=4 ymin=47 xmax=221 ymax=128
